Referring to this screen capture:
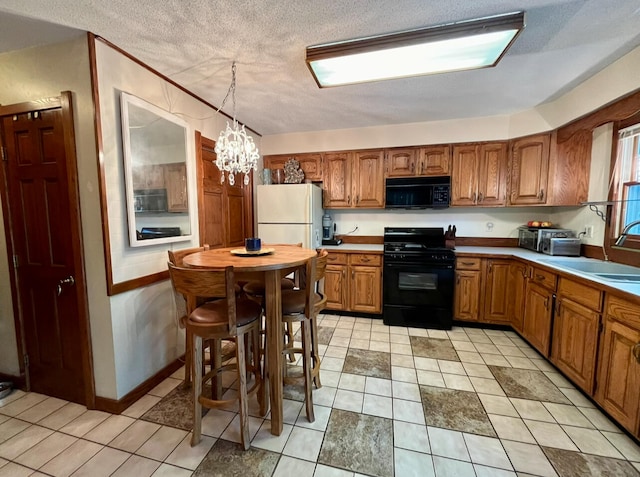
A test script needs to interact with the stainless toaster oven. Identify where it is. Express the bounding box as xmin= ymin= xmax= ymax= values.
xmin=517 ymin=226 xmax=575 ymax=252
